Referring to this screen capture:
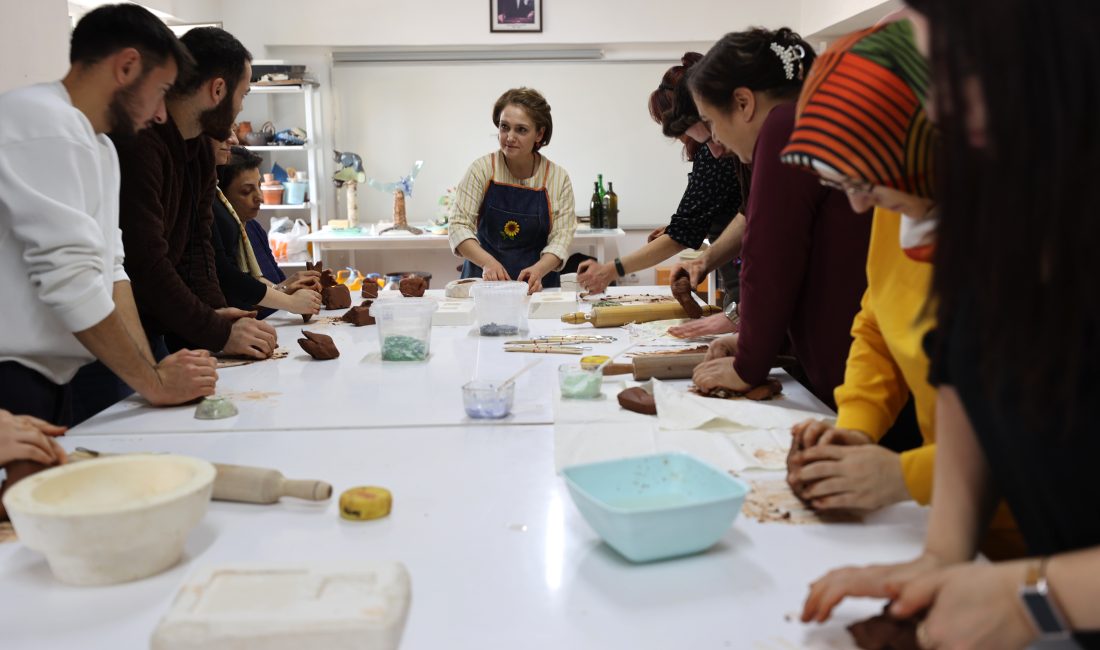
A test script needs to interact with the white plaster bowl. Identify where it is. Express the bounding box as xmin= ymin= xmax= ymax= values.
xmin=2 ymin=454 xmax=216 ymax=586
